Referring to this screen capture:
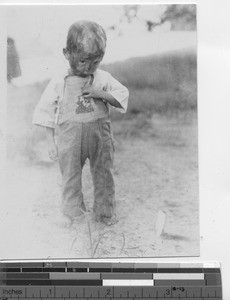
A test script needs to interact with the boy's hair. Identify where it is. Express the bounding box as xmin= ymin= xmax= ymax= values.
xmin=66 ymin=20 xmax=107 ymax=58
